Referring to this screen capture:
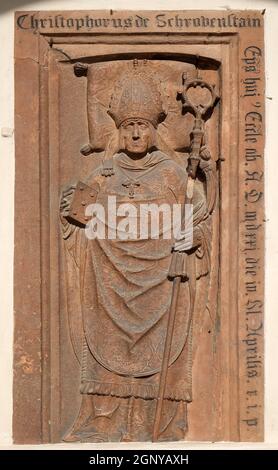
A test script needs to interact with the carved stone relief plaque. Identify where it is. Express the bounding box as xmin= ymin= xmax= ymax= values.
xmin=13 ymin=10 xmax=265 ymax=443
